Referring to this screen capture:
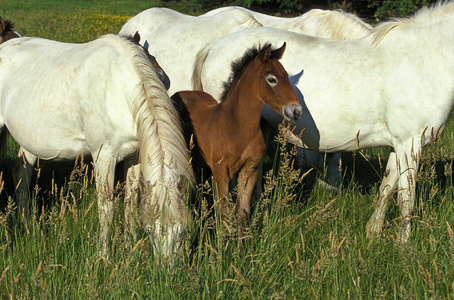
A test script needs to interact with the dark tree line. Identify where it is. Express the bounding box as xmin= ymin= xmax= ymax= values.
xmin=192 ymin=0 xmax=439 ymax=21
